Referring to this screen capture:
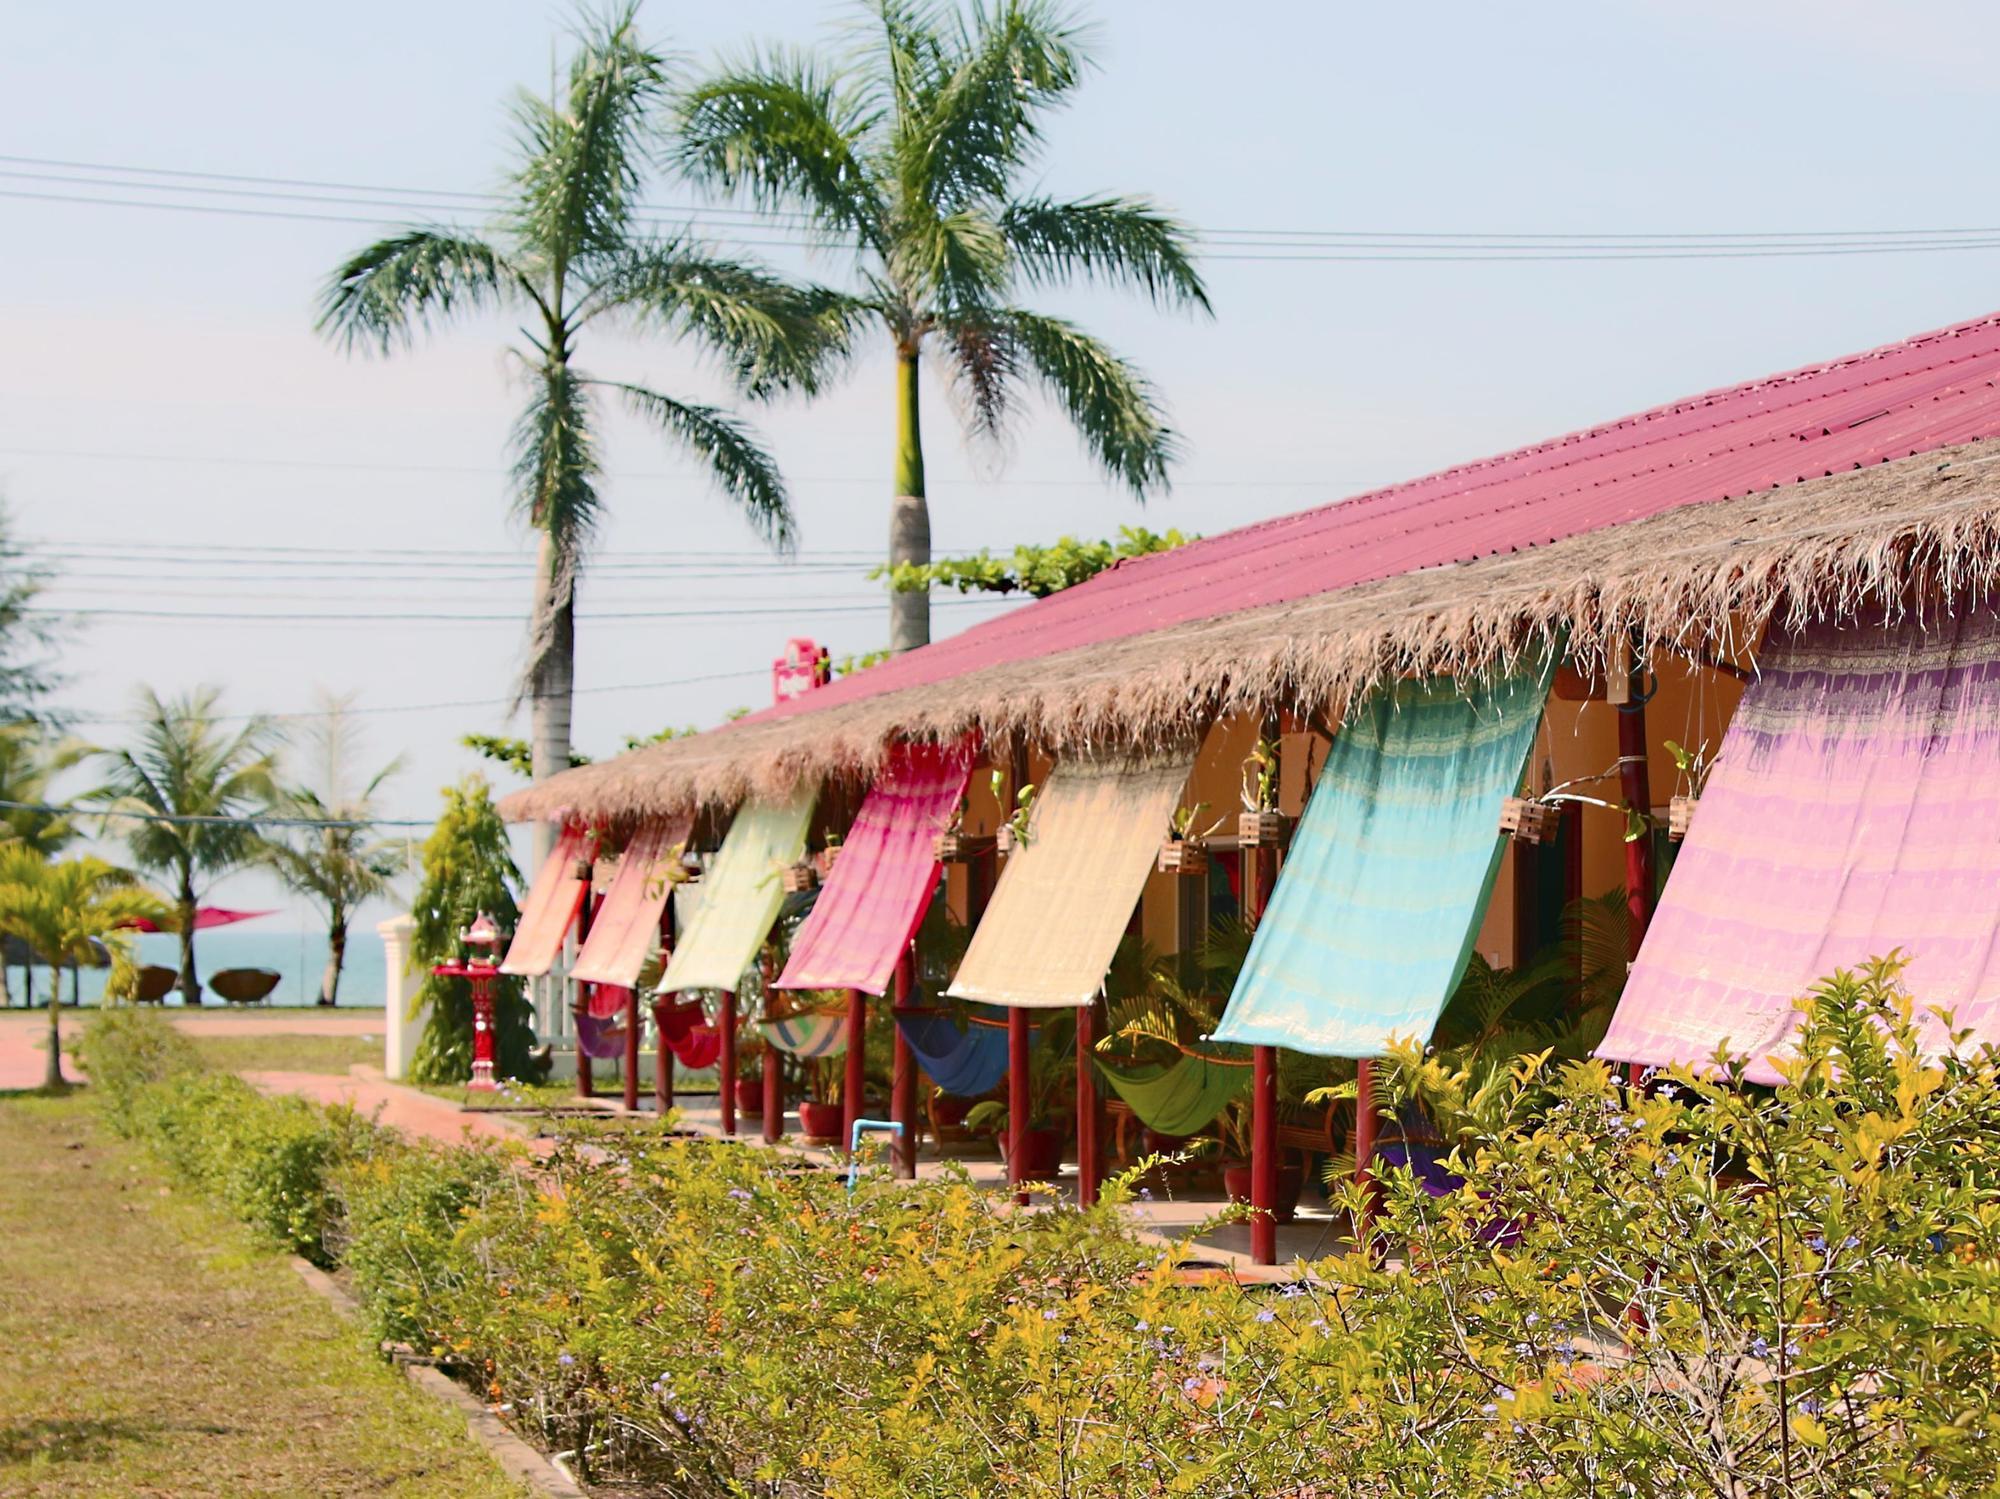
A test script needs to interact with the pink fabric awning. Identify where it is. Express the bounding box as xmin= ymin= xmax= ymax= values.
xmin=119 ymin=906 xmax=276 ymax=933
xmin=572 ymin=817 xmax=692 ymax=990
xmin=500 ymin=825 xmax=590 ymax=977
xmin=775 ymin=740 xmax=974 ymax=996
xmin=1600 ymin=606 xmax=2000 ymax=1080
